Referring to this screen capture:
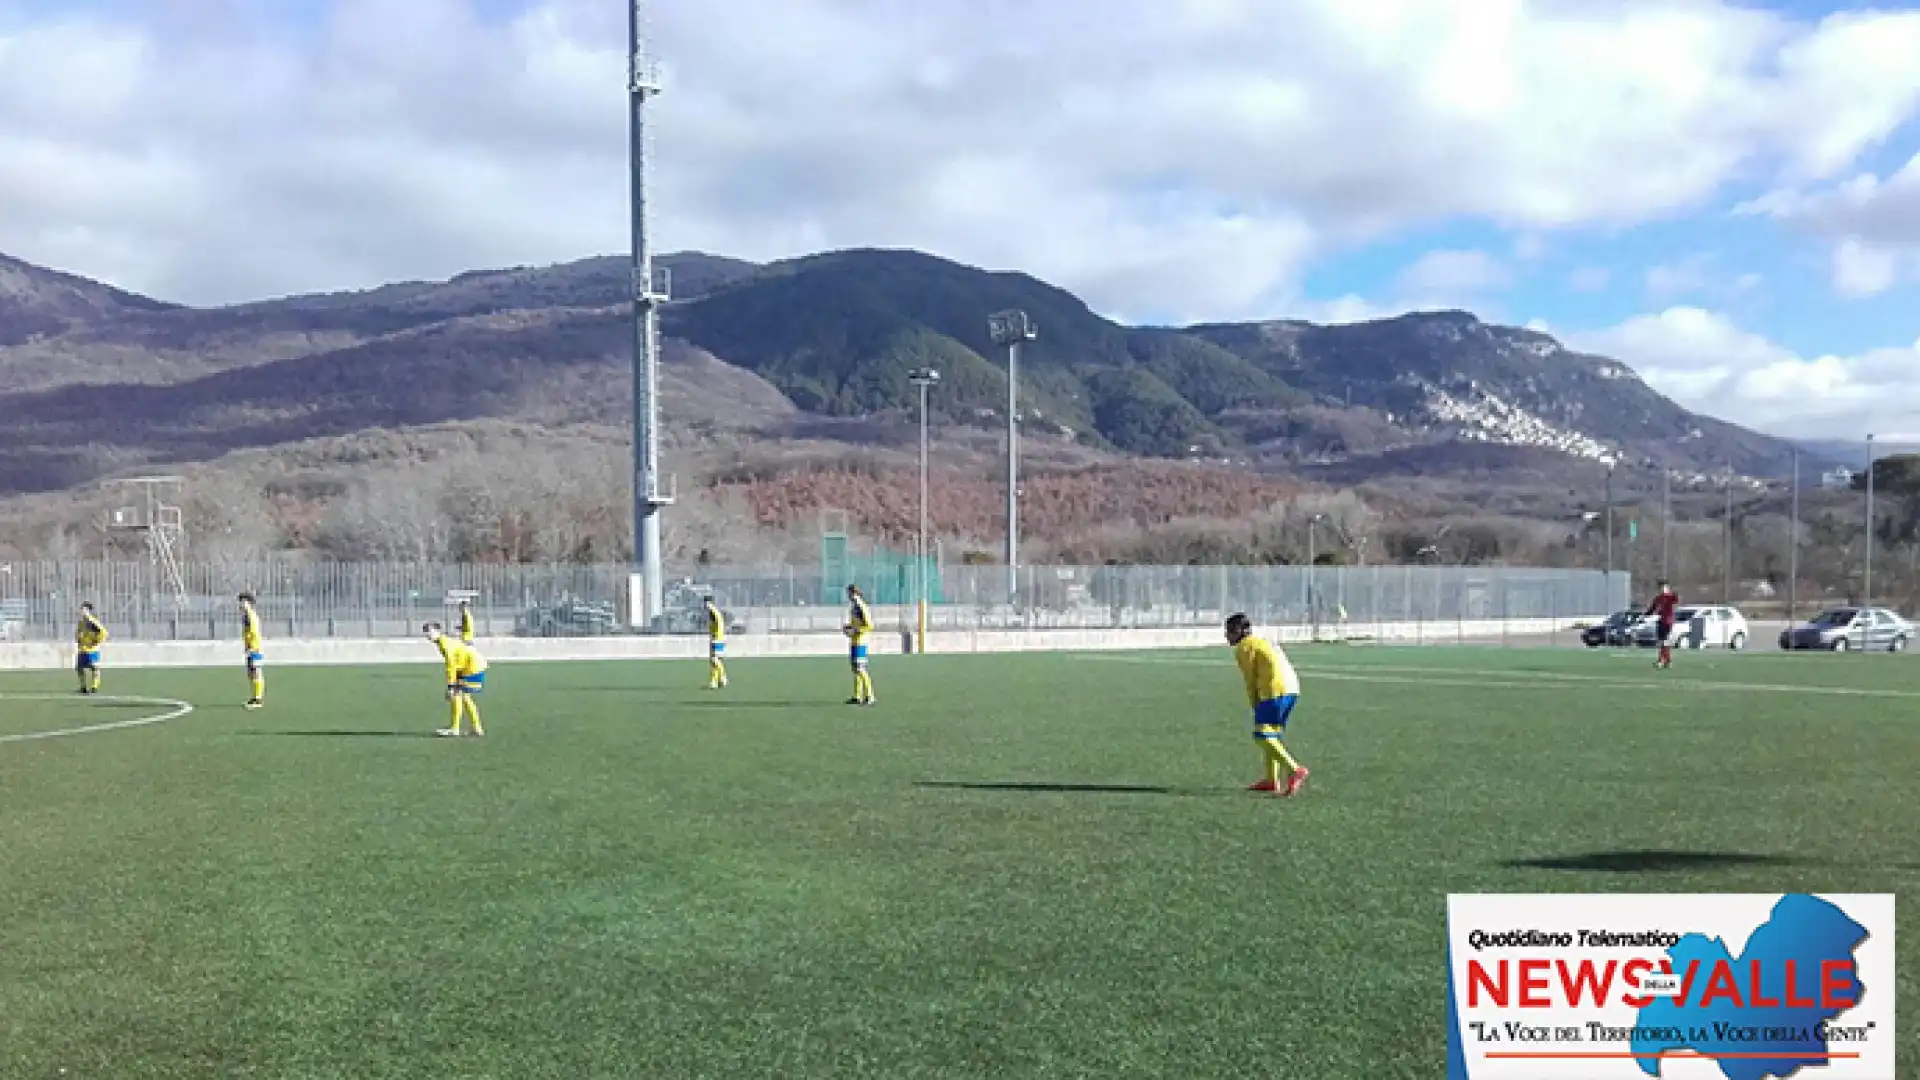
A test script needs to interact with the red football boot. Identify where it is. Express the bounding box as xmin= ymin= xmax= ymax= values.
xmin=1282 ymin=767 xmax=1310 ymax=797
